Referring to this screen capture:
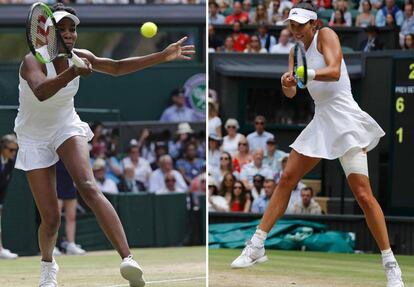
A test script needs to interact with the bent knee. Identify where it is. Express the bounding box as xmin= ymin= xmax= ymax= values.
xmin=279 ymin=171 xmax=298 ymax=187
xmin=353 ymin=187 xmax=376 ymax=210
xmin=76 ymin=180 xmax=102 ymax=201
xmin=41 ymin=212 xmax=61 ymax=233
